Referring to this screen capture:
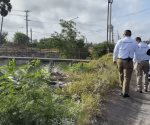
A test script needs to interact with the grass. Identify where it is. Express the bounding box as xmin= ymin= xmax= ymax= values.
xmin=58 ymin=53 xmax=119 ymax=124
